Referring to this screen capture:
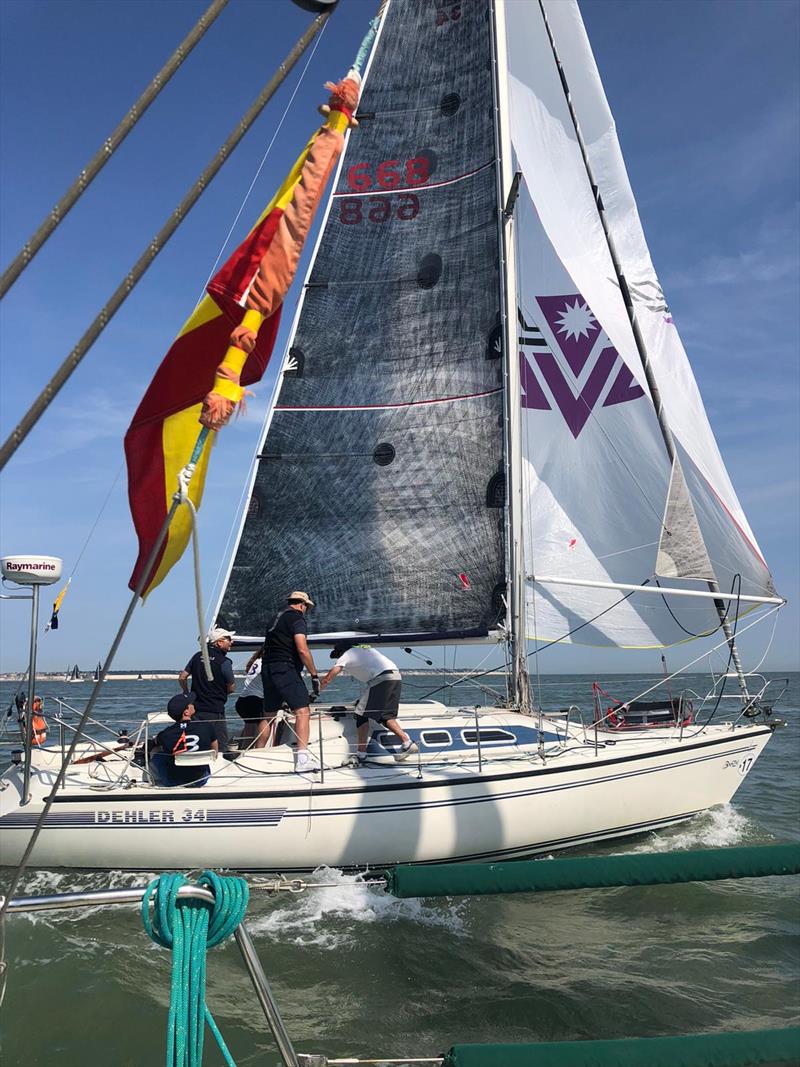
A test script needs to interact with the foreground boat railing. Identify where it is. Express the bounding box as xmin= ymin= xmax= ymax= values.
xmin=16 ymin=685 xmax=780 ymax=791
xmin=3 ymin=881 xmax=304 ymax=1067
xmin=3 ymin=844 xmax=799 ymax=1066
